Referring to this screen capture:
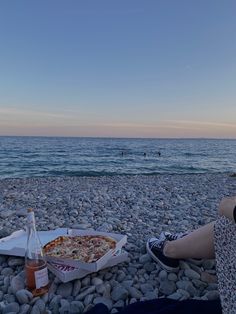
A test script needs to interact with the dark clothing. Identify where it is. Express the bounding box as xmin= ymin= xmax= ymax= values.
xmin=86 ymin=298 xmax=222 ymax=314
